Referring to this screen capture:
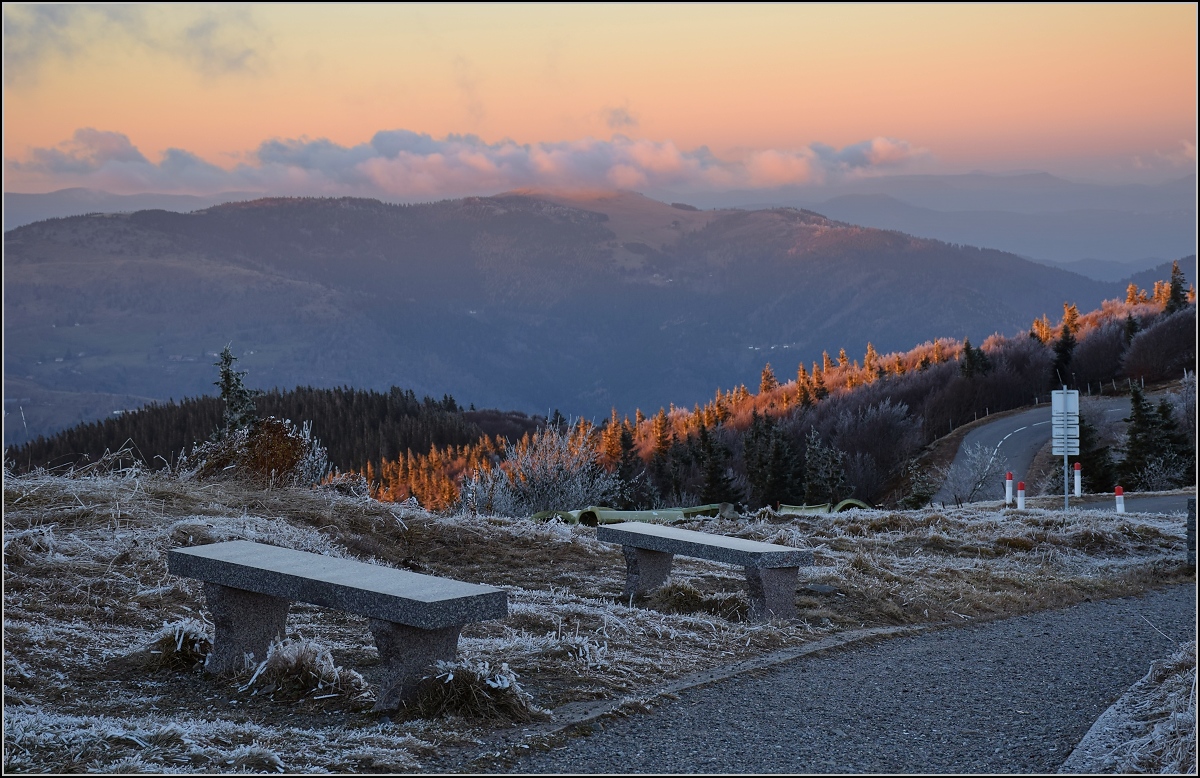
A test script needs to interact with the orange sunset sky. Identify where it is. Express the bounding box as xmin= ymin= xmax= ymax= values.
xmin=3 ymin=3 xmax=1196 ymax=198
